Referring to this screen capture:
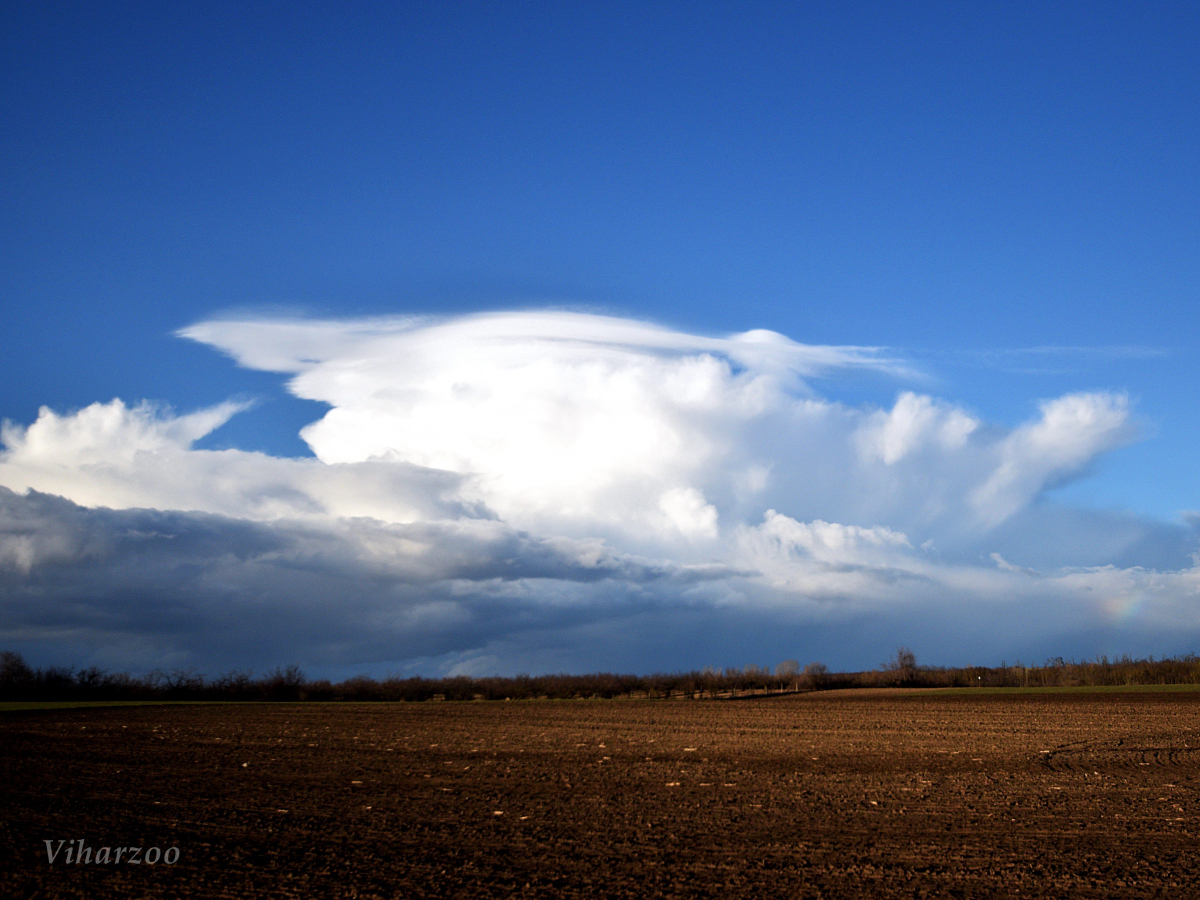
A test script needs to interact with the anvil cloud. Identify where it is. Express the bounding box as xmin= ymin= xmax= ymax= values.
xmin=1 ymin=312 xmax=1195 ymax=675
